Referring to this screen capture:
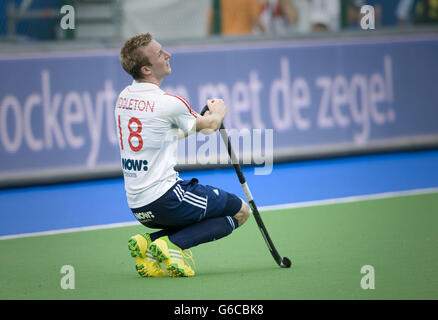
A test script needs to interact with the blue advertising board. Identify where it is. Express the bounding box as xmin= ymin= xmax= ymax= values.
xmin=1 ymin=34 xmax=438 ymax=185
